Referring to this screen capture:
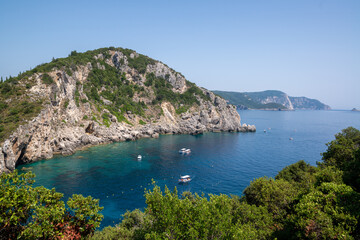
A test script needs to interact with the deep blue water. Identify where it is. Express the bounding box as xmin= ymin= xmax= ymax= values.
xmin=18 ymin=110 xmax=360 ymax=227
